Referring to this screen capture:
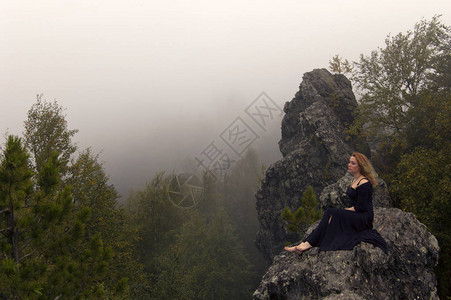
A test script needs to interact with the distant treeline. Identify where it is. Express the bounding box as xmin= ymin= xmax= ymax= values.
xmin=1 ymin=16 xmax=450 ymax=299
xmin=0 ymin=95 xmax=267 ymax=299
